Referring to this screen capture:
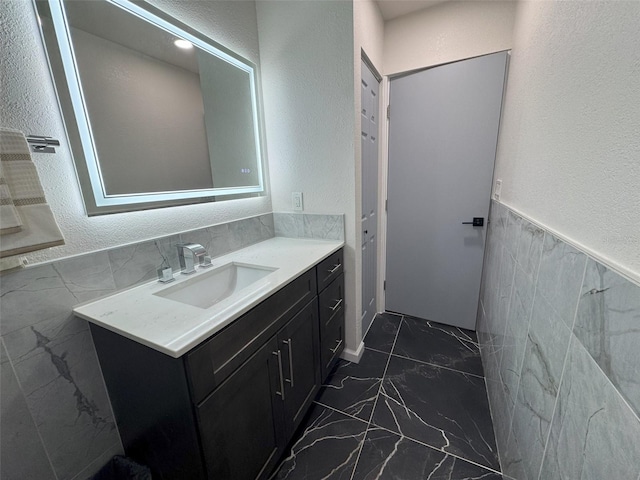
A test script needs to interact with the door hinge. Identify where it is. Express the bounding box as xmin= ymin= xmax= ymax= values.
xmin=385 ymin=199 xmax=388 ymax=212
xmin=383 ymin=280 xmax=386 ymax=291
xmin=386 ymin=105 xmax=390 ymax=120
